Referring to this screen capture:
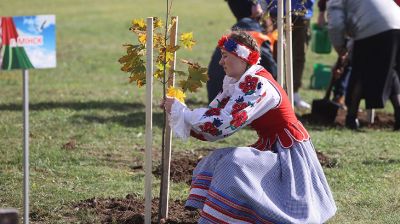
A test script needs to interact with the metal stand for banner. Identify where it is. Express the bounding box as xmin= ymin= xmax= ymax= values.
xmin=22 ymin=69 xmax=30 ymax=224
xmin=1 ymin=14 xmax=56 ymax=224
